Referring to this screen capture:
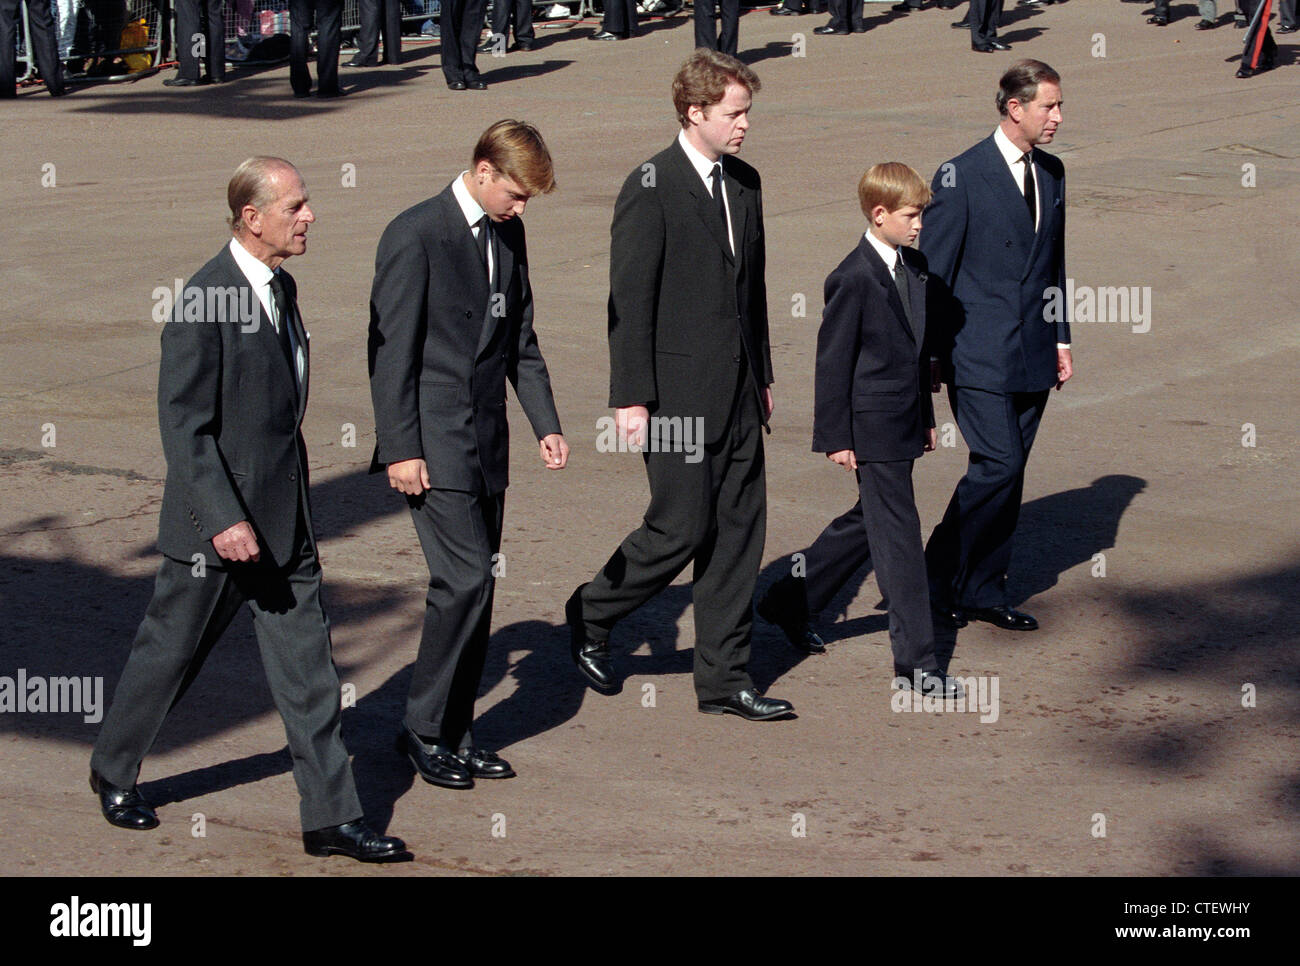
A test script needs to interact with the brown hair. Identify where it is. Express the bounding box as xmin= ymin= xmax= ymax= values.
xmin=996 ymin=59 xmax=1060 ymax=117
xmin=227 ymin=157 xmax=295 ymax=234
xmin=671 ymin=48 xmax=761 ymax=128
xmin=472 ymin=120 xmax=557 ymax=195
xmin=857 ymin=162 xmax=931 ymax=217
